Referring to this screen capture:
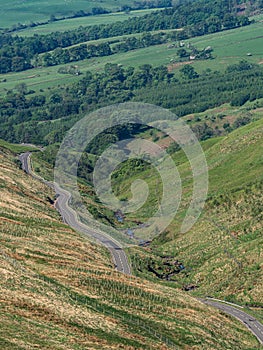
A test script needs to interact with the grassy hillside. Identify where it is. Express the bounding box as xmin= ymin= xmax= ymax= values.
xmin=179 ymin=16 xmax=263 ymax=73
xmin=1 ymin=146 xmax=260 ymax=348
xmin=126 ymin=116 xmax=263 ymax=307
xmin=30 ymin=102 xmax=263 ymax=303
xmin=0 ymin=139 xmax=39 ymax=153
xmin=30 ymin=101 xmax=263 ymax=228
